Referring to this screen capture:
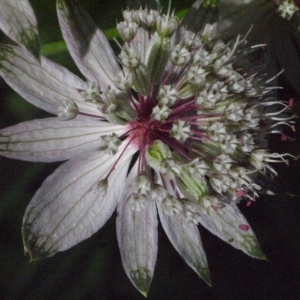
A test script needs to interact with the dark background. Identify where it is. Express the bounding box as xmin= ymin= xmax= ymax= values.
xmin=1 ymin=0 xmax=300 ymax=299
